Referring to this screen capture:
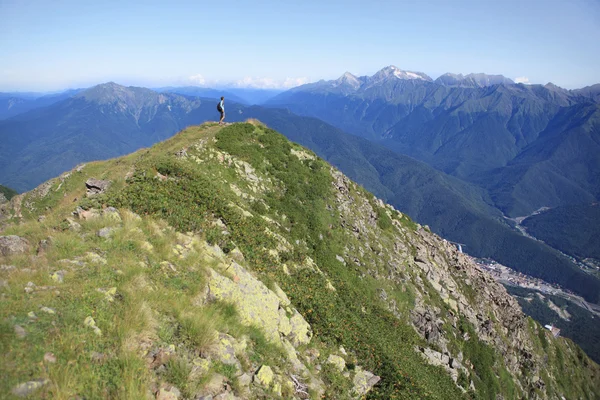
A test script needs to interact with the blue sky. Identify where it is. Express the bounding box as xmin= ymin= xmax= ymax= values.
xmin=1 ymin=0 xmax=599 ymax=91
